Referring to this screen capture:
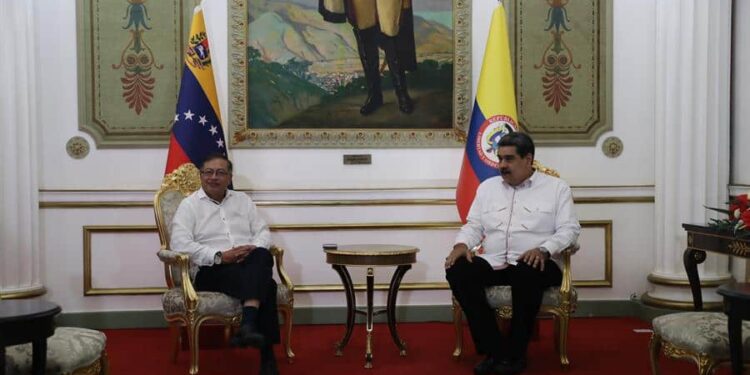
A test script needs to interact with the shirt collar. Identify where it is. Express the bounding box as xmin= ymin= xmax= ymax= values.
xmin=197 ymin=188 xmax=232 ymax=205
xmin=501 ymin=170 xmax=538 ymax=189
